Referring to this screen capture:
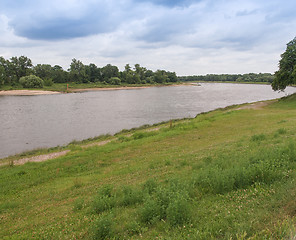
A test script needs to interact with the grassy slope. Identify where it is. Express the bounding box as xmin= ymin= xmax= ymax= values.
xmin=1 ymin=95 xmax=296 ymax=239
